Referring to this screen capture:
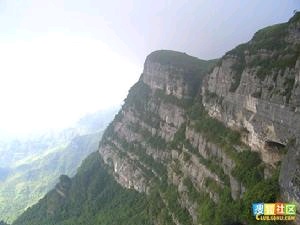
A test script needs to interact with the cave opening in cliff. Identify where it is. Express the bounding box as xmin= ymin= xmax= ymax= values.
xmin=265 ymin=140 xmax=286 ymax=151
